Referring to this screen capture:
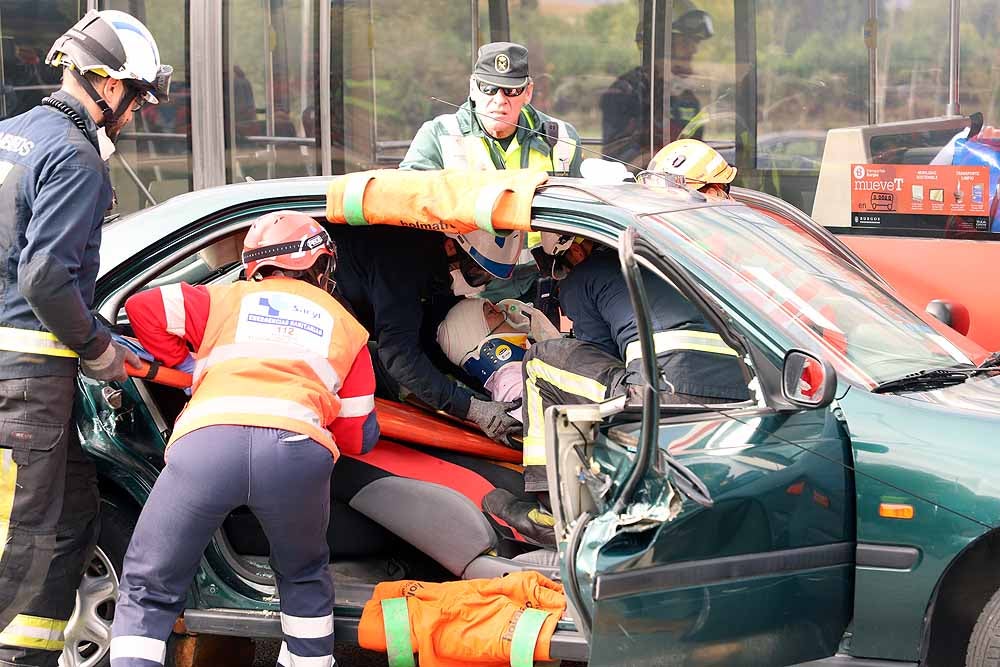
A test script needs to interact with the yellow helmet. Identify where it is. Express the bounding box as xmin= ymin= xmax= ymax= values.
xmin=644 ymin=139 xmax=736 ymax=189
